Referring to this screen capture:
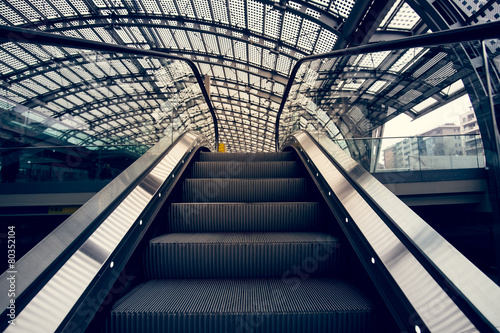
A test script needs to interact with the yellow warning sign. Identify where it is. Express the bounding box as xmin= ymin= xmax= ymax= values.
xmin=218 ymin=143 xmax=226 ymax=152
xmin=48 ymin=206 xmax=79 ymax=215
